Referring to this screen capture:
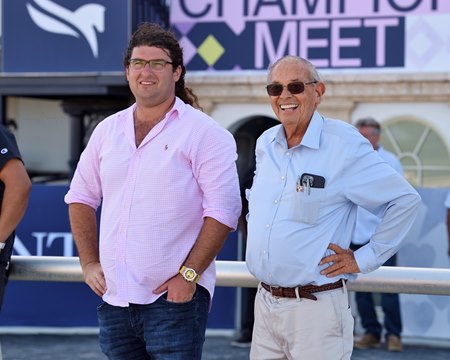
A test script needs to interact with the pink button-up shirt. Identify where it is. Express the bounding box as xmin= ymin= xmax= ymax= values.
xmin=65 ymin=98 xmax=241 ymax=306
